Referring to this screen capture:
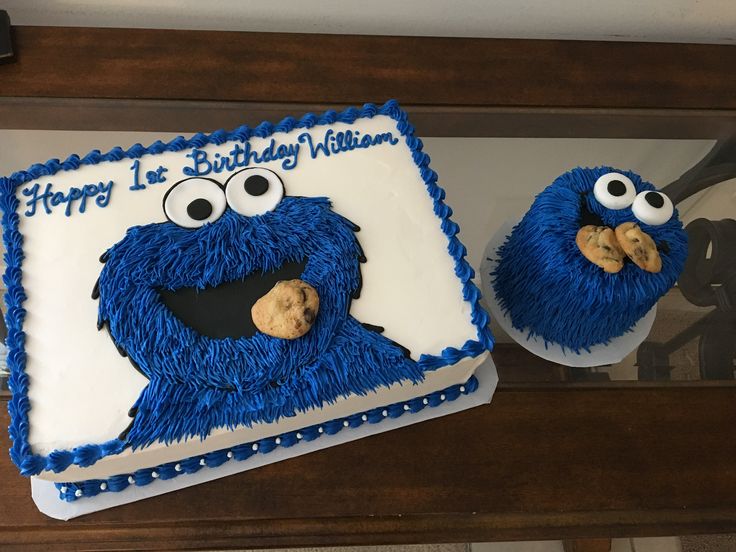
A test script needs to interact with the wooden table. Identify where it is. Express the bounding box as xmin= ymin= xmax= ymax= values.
xmin=1 ymin=25 xmax=736 ymax=551
xmin=3 ymin=367 xmax=736 ymax=549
